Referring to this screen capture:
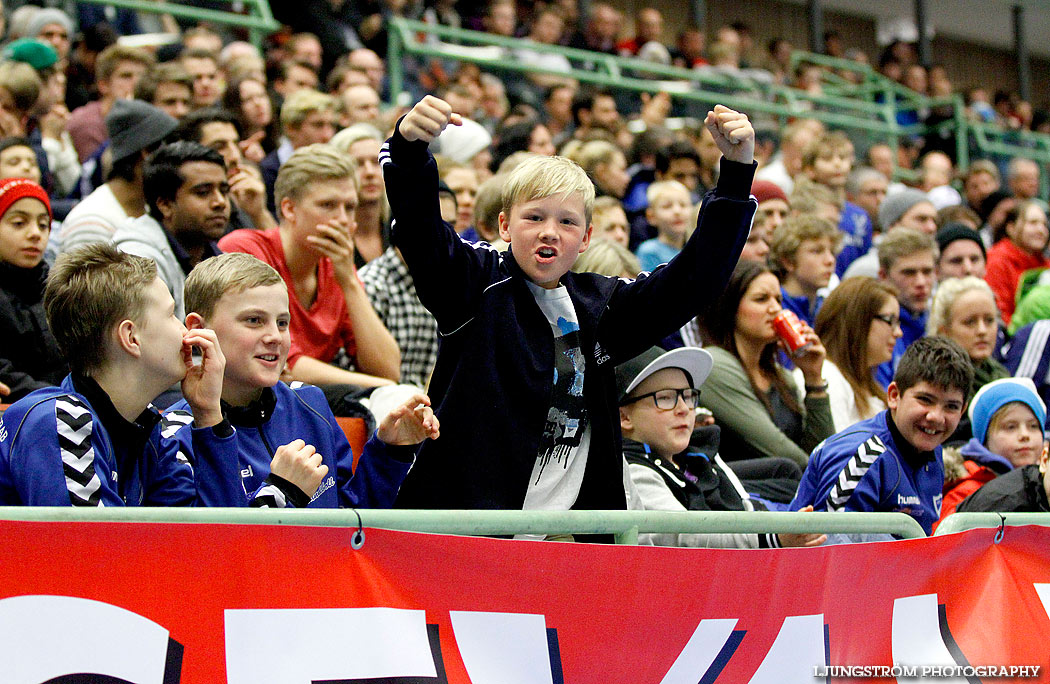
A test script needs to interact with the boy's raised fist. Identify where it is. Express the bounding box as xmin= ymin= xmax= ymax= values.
xmin=704 ymin=105 xmax=755 ymax=165
xmin=400 ymin=95 xmax=463 ymax=144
